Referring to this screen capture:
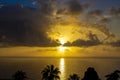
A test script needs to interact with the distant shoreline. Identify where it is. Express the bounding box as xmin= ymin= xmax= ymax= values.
xmin=0 ymin=56 xmax=120 ymax=59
